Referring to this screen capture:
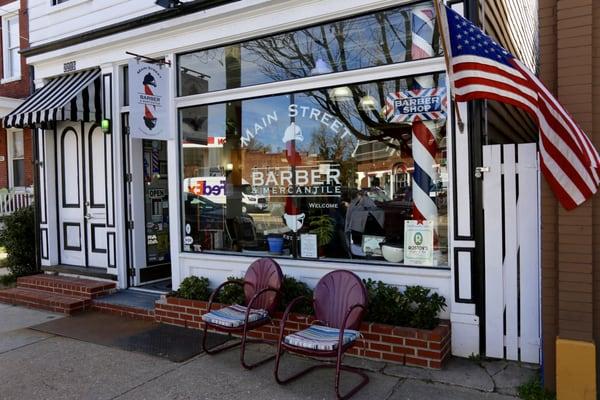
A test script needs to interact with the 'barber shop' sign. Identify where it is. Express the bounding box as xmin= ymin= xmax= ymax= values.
xmin=384 ymin=88 xmax=447 ymax=123
xmin=128 ymin=59 xmax=172 ymax=140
